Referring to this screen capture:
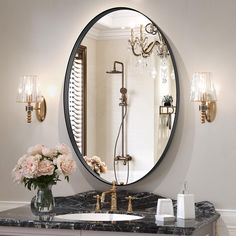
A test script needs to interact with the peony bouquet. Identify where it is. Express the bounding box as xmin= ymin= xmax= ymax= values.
xmin=12 ymin=144 xmax=77 ymax=190
xmin=83 ymin=155 xmax=107 ymax=175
